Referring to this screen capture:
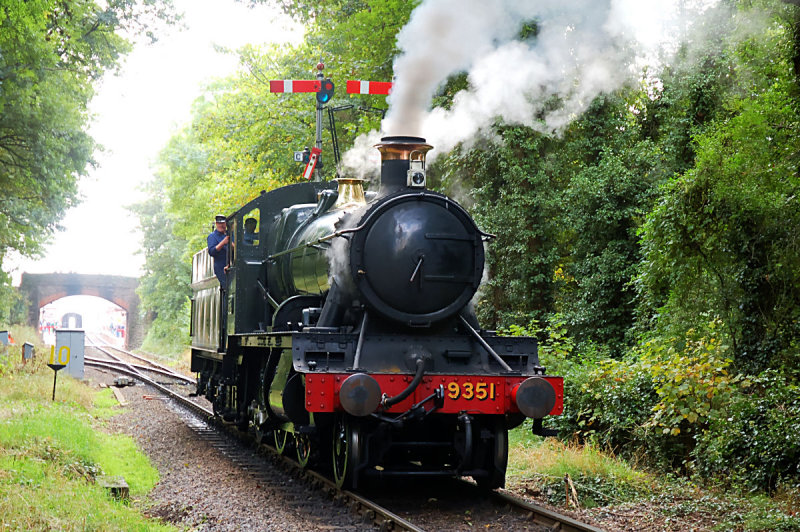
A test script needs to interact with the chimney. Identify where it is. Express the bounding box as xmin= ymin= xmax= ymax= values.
xmin=374 ymin=136 xmax=433 ymax=195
